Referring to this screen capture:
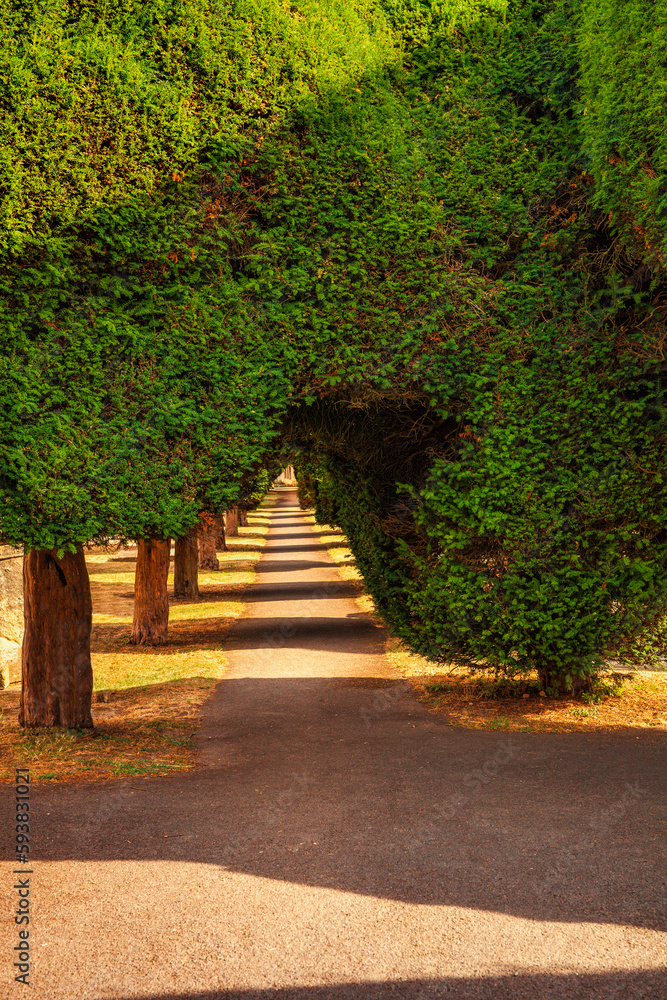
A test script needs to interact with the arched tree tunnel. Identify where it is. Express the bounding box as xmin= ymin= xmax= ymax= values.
xmin=2 ymin=0 xmax=667 ymax=726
